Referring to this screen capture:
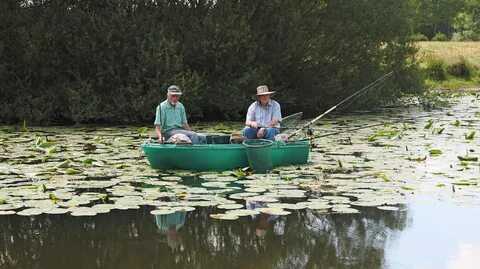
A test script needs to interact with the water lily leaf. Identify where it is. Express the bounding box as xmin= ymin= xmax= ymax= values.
xmin=161 ymin=176 xmax=182 ymax=181
xmin=332 ymin=207 xmax=360 ymax=214
xmin=267 ymin=203 xmax=306 ymax=210
xmin=56 ymin=160 xmax=72 ymax=169
xmin=306 ymin=203 xmax=332 ymax=210
xmin=407 ymin=156 xmax=427 ymax=162
xmin=244 ymin=187 xmax=266 ymax=193
xmin=0 ymin=210 xmax=16 ymax=215
xmin=246 ymin=195 xmax=279 ymax=203
xmin=201 ymin=182 xmax=229 ymax=188
xmin=171 ymin=206 xmax=196 ymax=212
xmin=17 ymin=208 xmax=43 ymax=216
xmin=258 ymin=208 xmax=291 ymax=216
xmin=457 ymin=156 xmax=478 ymax=162
xmin=209 ymin=213 xmax=239 ymax=220
xmin=465 ymin=131 xmax=476 ymax=140
xmin=217 ymin=203 xmax=244 ymax=210
xmin=433 ymin=127 xmax=445 ymax=135
xmin=377 ymin=206 xmax=400 ymax=211
xmin=44 ymin=208 xmax=70 ymax=215
xmin=65 ymin=168 xmax=82 ymax=175
xmin=70 ymin=207 xmax=97 ymax=216
xmin=424 ymin=119 xmax=433 ymax=129
xmin=224 ymin=209 xmax=259 ymax=217
xmin=429 ymin=149 xmax=443 ymax=156
xmin=453 ymin=180 xmax=477 ymax=186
